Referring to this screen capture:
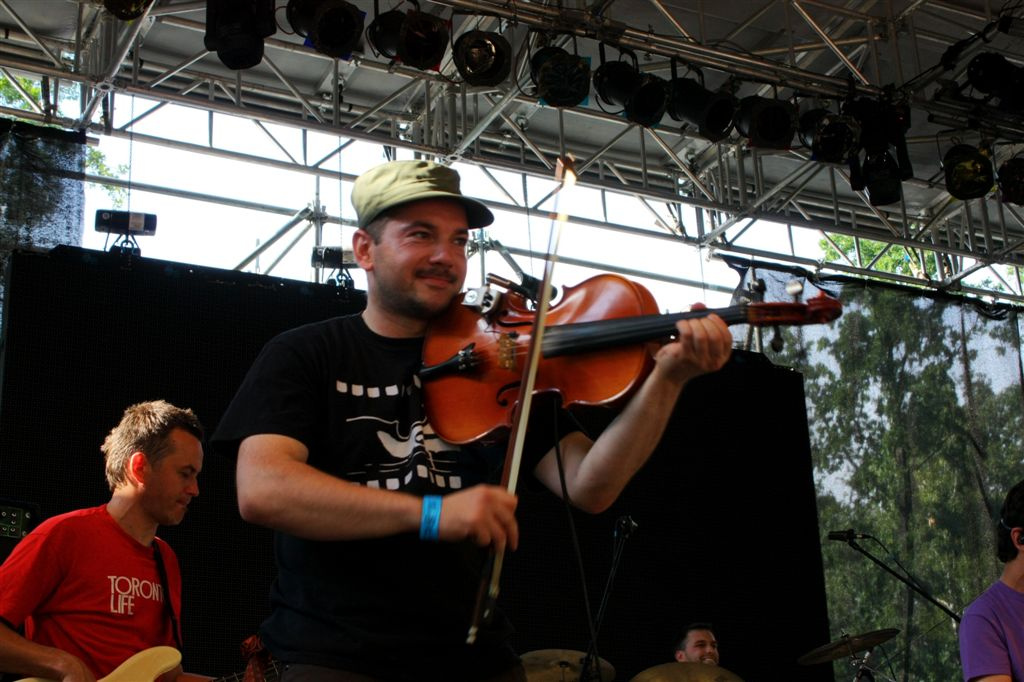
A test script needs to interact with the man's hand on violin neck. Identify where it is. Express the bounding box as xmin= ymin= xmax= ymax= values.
xmin=656 ymin=313 xmax=733 ymax=382
xmin=439 ymin=485 xmax=519 ymax=551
